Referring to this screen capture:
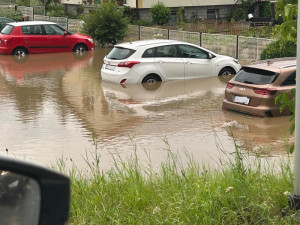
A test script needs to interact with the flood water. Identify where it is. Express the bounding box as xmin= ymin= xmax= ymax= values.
xmin=0 ymin=48 xmax=292 ymax=170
